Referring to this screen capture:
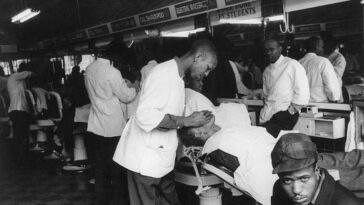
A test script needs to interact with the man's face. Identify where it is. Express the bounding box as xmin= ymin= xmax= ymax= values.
xmin=279 ymin=166 xmax=319 ymax=205
xmin=190 ymin=53 xmax=217 ymax=79
xmin=265 ymin=41 xmax=282 ymax=63
xmin=189 ymin=115 xmax=216 ymax=143
xmin=190 ymin=76 xmax=204 ymax=92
